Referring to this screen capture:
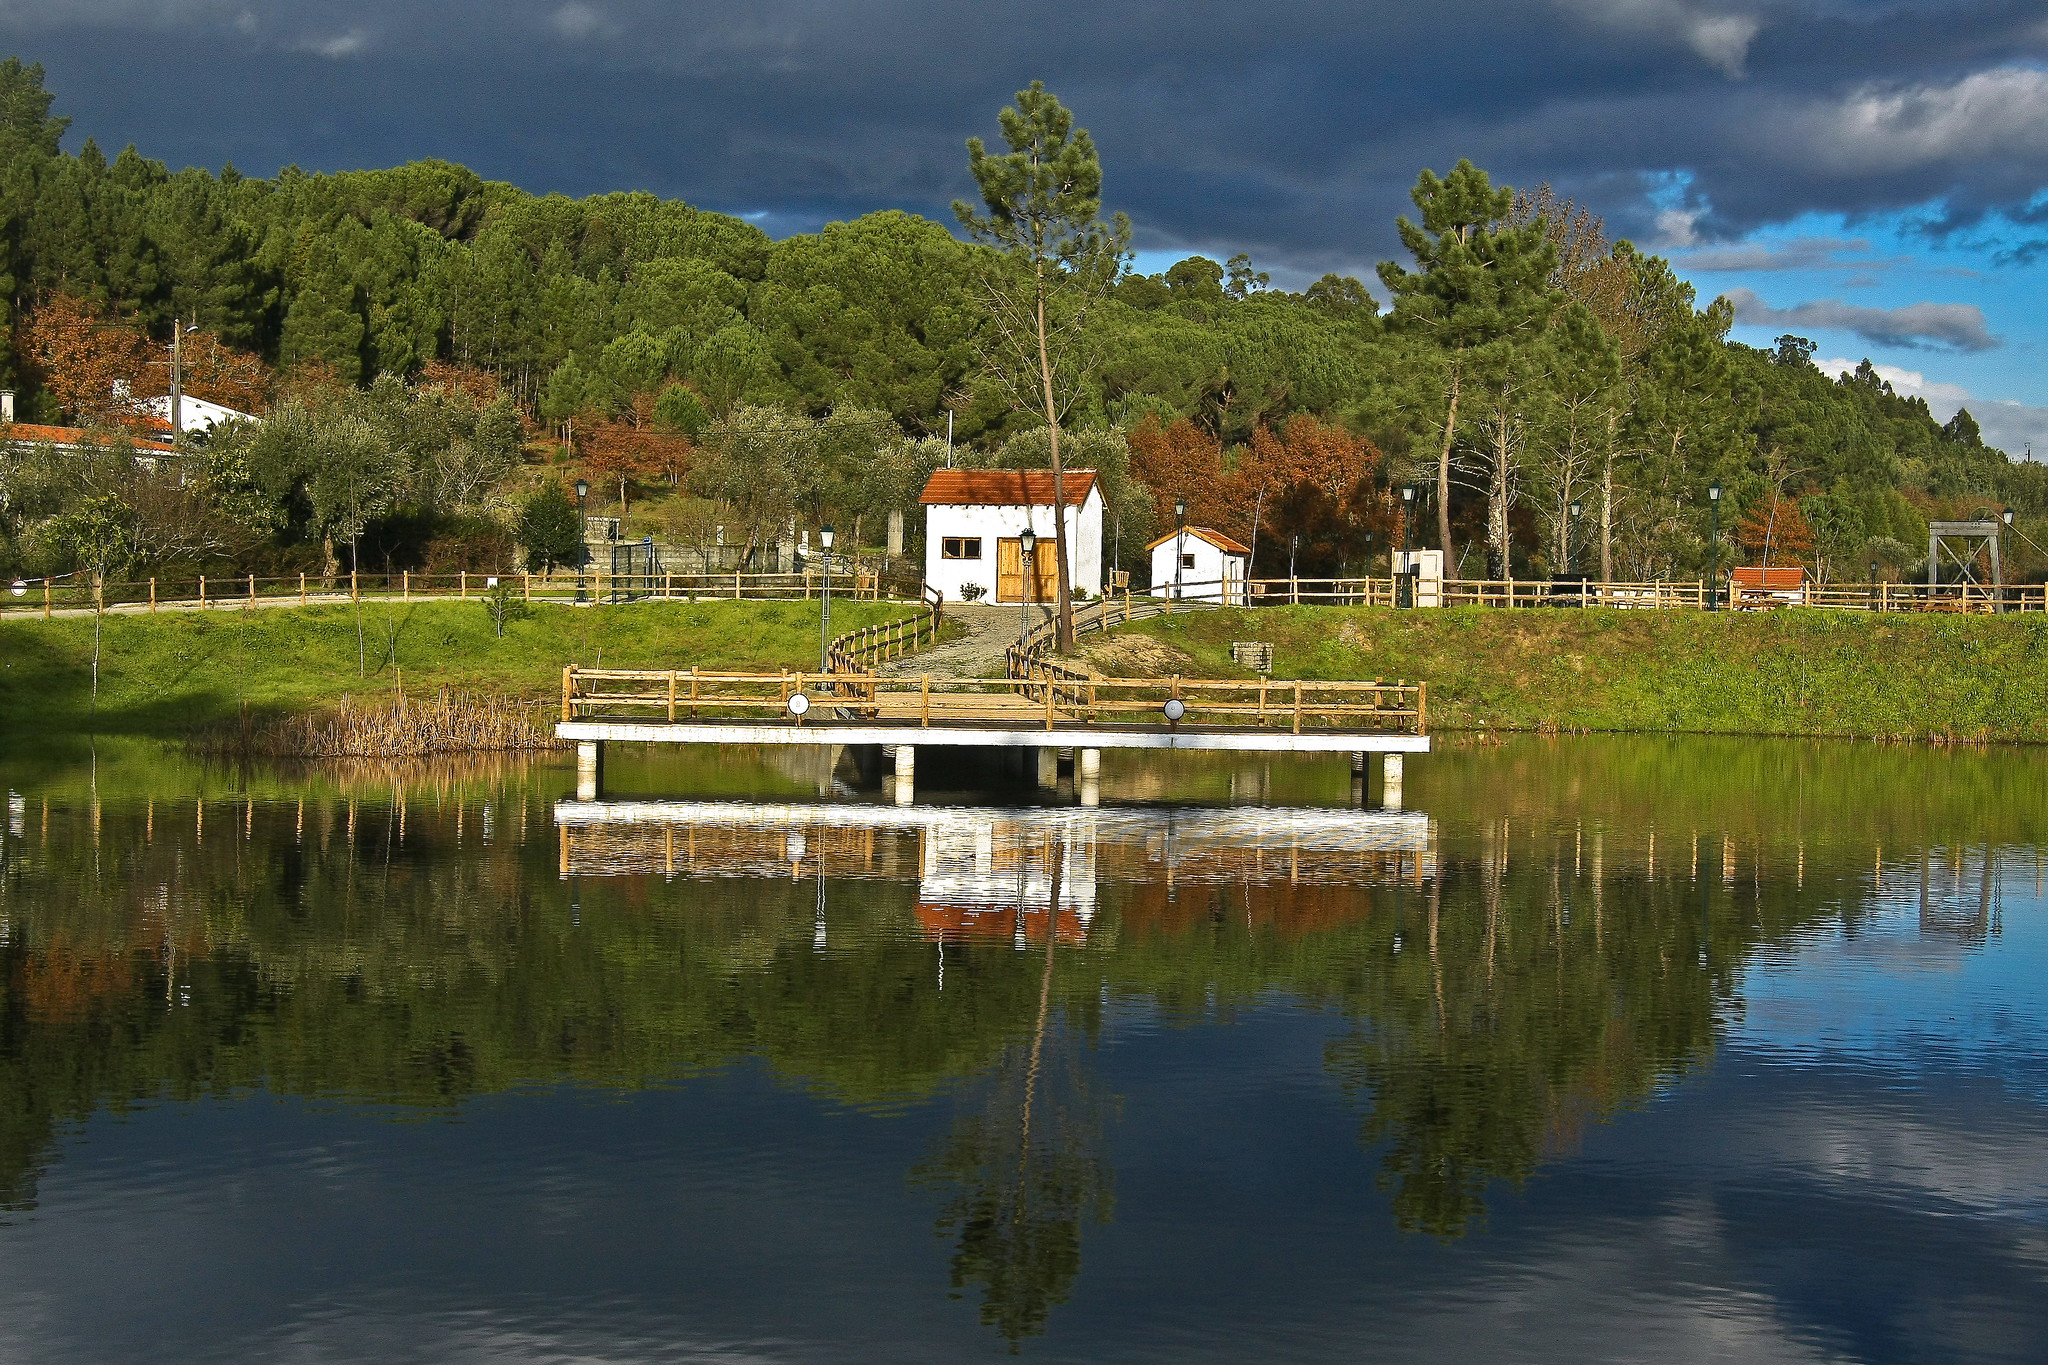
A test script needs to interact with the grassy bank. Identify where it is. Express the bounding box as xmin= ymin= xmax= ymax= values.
xmin=0 ymin=599 xmax=915 ymax=739
xmin=1086 ymin=606 xmax=2048 ymax=742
